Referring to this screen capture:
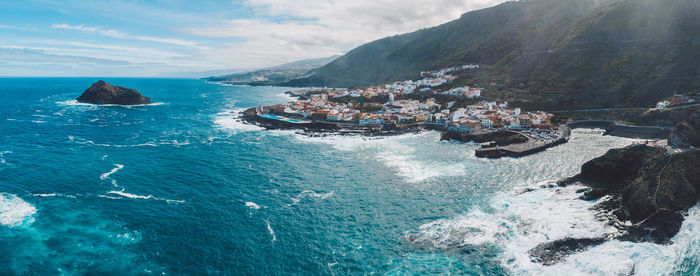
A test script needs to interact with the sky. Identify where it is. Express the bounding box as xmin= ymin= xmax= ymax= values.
xmin=0 ymin=0 xmax=505 ymax=77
